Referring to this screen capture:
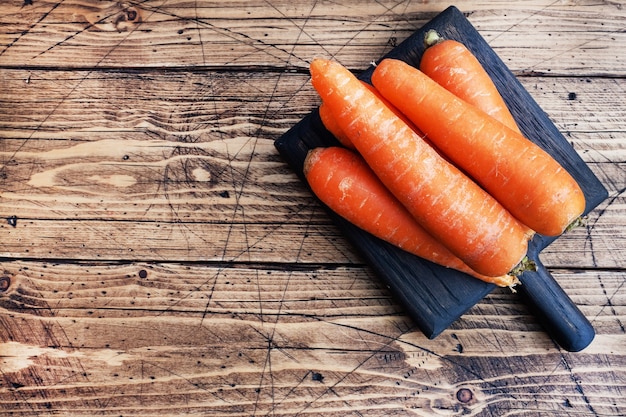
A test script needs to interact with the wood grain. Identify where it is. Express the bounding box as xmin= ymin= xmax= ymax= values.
xmin=1 ymin=0 xmax=624 ymax=76
xmin=1 ymin=0 xmax=625 ymax=415
xmin=0 ymin=70 xmax=623 ymax=266
xmin=1 ymin=261 xmax=625 ymax=415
